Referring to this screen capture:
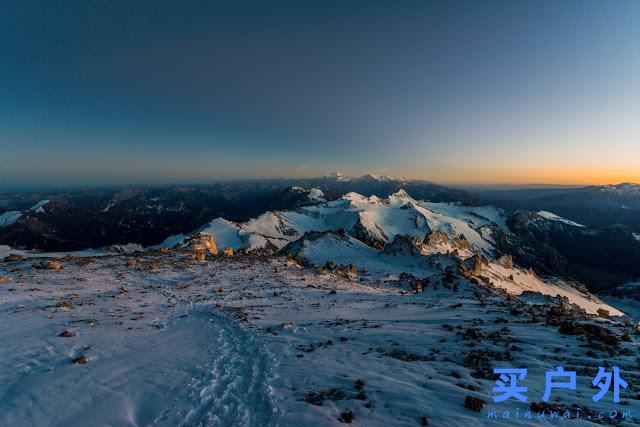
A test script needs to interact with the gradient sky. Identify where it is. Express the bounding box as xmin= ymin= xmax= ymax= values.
xmin=1 ymin=0 xmax=639 ymax=188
